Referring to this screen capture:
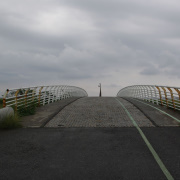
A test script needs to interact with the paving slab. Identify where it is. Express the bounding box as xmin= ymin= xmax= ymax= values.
xmin=21 ymin=97 xmax=79 ymax=127
xmin=46 ymin=97 xmax=153 ymax=127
